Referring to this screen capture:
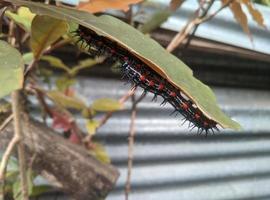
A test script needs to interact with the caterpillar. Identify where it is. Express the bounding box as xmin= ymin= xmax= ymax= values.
xmin=73 ymin=25 xmax=219 ymax=135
